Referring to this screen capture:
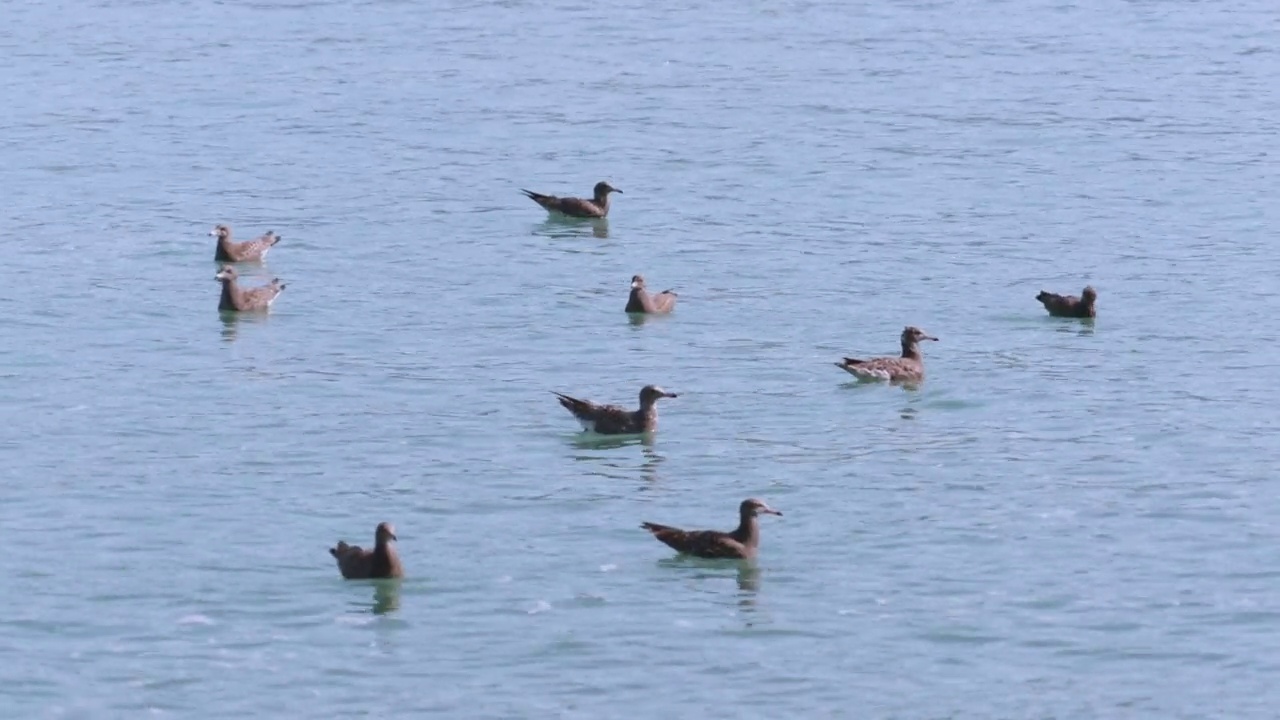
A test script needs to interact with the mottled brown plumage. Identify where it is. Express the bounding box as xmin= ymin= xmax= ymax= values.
xmin=215 ymin=265 xmax=286 ymax=312
xmin=553 ymin=384 xmax=677 ymax=435
xmin=625 ymin=275 xmax=677 ymax=314
xmin=836 ymin=326 xmax=938 ymax=383
xmin=641 ymin=498 xmax=782 ymax=560
xmin=210 ymin=224 xmax=281 ymax=262
xmin=520 ymin=181 xmax=621 ymax=218
xmin=329 ymin=522 xmax=404 ymax=579
xmin=1036 ymin=286 xmax=1097 ymax=318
